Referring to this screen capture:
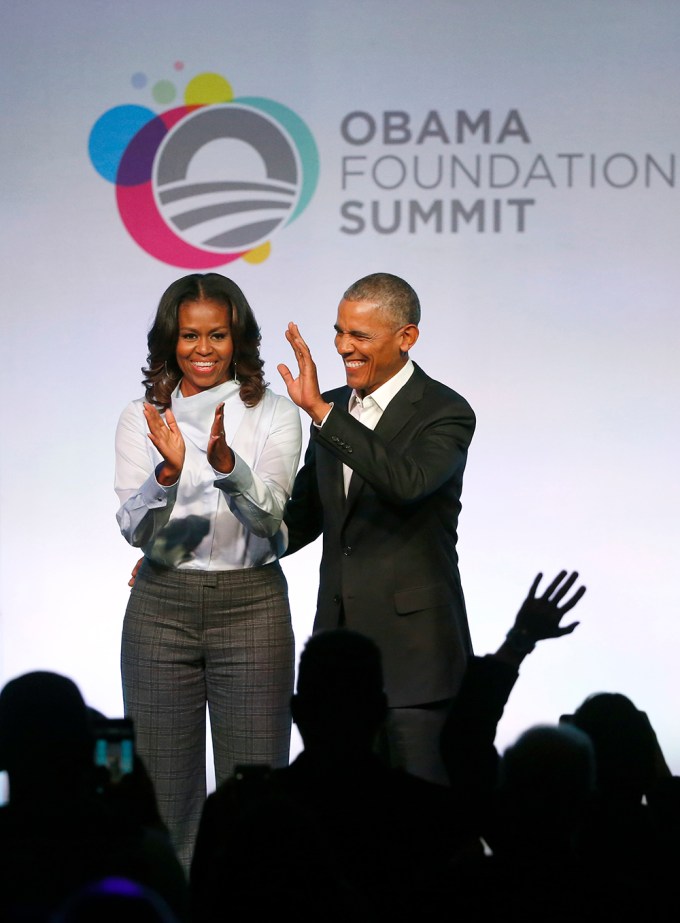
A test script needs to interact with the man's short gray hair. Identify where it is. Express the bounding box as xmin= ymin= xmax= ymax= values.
xmin=342 ymin=273 xmax=421 ymax=327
